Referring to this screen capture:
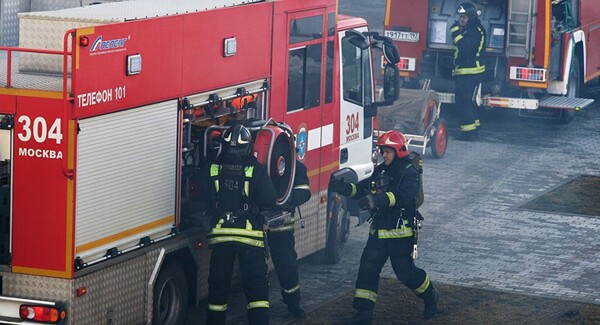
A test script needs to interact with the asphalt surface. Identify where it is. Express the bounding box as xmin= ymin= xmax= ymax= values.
xmin=185 ymin=0 xmax=600 ymax=323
